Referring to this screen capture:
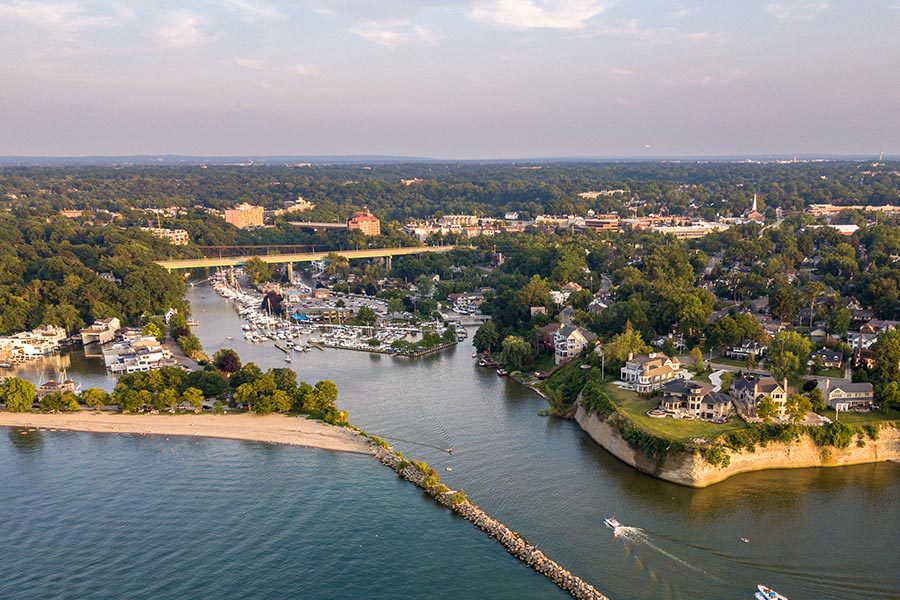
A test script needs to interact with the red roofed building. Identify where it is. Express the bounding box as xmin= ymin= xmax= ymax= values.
xmin=347 ymin=209 xmax=381 ymax=236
